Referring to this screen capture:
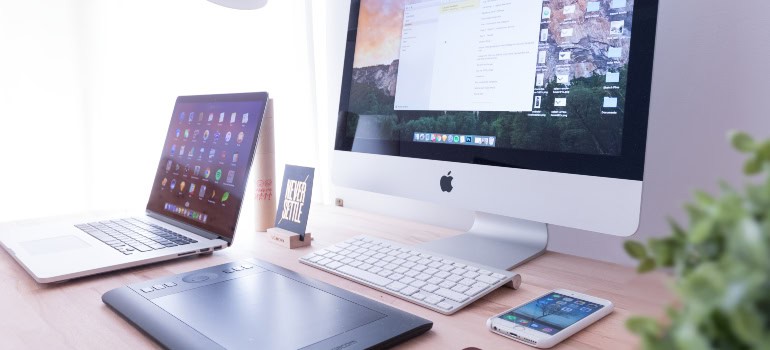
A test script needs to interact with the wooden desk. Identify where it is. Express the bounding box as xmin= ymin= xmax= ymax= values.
xmin=0 ymin=205 xmax=671 ymax=349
